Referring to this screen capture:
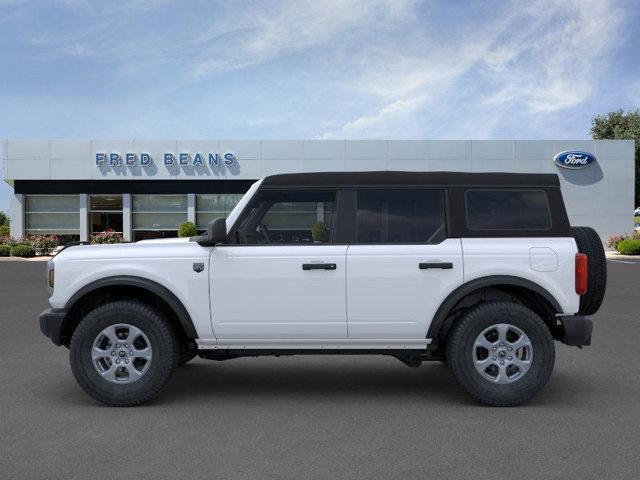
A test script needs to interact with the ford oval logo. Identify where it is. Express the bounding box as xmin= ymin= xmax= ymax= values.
xmin=554 ymin=150 xmax=595 ymax=169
